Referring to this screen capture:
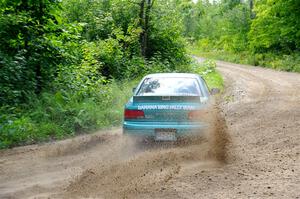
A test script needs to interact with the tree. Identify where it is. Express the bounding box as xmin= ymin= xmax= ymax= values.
xmin=138 ymin=0 xmax=155 ymax=57
xmin=0 ymin=0 xmax=67 ymax=104
xmin=248 ymin=0 xmax=300 ymax=53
